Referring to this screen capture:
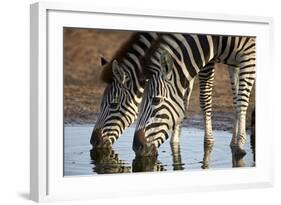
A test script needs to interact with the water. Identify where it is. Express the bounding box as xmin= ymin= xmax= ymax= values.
xmin=64 ymin=125 xmax=255 ymax=176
